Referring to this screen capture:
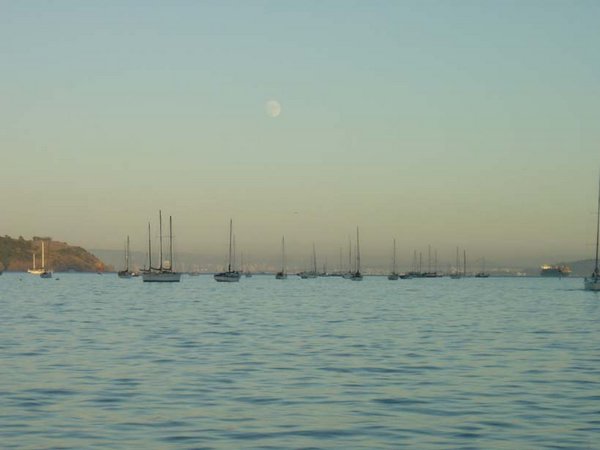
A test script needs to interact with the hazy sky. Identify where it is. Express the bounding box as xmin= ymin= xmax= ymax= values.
xmin=1 ymin=0 xmax=599 ymax=268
